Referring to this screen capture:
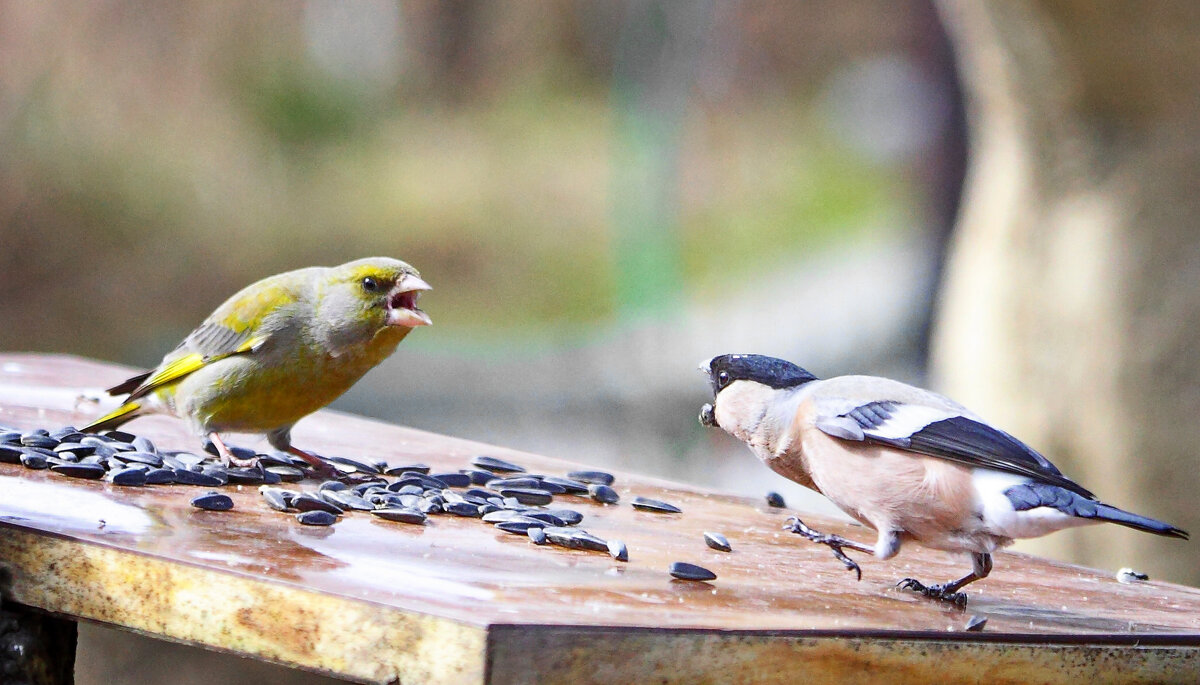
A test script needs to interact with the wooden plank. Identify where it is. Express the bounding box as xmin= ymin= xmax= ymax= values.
xmin=0 ymin=354 xmax=1198 ymax=683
